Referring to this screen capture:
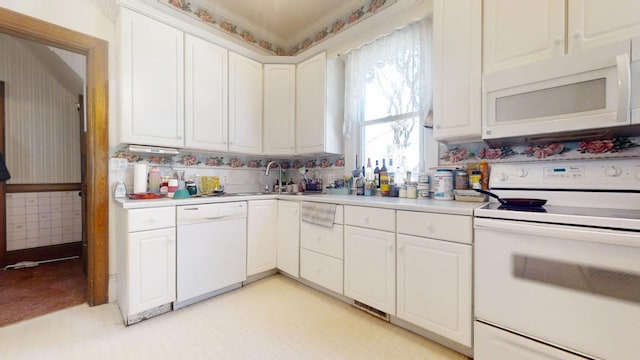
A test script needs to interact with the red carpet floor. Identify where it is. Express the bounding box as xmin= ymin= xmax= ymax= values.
xmin=0 ymin=258 xmax=86 ymax=327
